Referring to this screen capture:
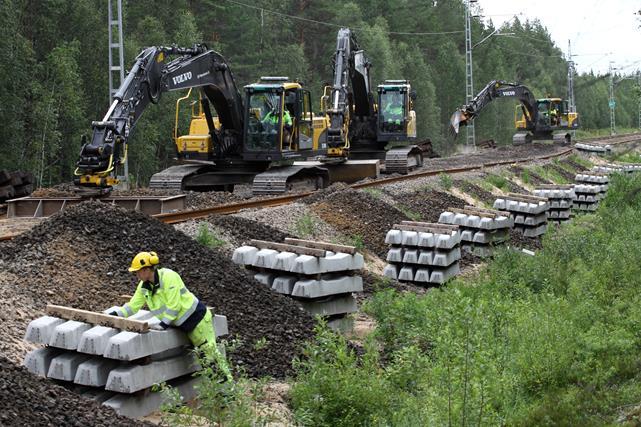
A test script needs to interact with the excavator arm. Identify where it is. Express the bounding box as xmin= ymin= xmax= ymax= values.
xmin=75 ymin=44 xmax=244 ymax=188
xmin=324 ymin=28 xmax=376 ymax=155
xmin=450 ymin=80 xmax=538 ymax=135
